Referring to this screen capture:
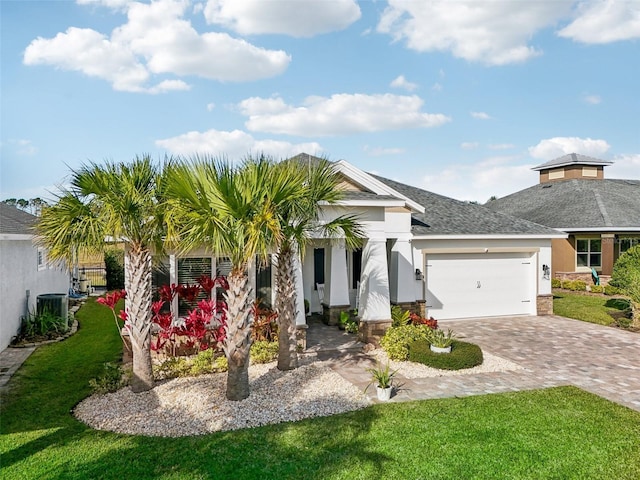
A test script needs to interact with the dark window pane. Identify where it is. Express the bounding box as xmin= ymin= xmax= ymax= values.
xmin=577 ymin=254 xmax=589 ymax=267
xmin=576 ymin=239 xmax=588 ymax=252
xmin=314 ymin=248 xmax=325 ymax=288
xmin=590 ymin=253 xmax=601 ymax=267
xmin=352 ymin=248 xmax=362 ymax=290
xmin=178 ymin=257 xmax=212 ymax=315
xmin=590 ymin=239 xmax=601 ymax=253
xmin=256 ymin=255 xmax=272 ymax=308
